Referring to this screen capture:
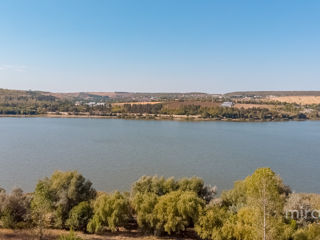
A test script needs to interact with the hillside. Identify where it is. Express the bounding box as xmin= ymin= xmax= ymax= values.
xmin=224 ymin=91 xmax=320 ymax=97
xmin=1 ymin=88 xmax=320 ymax=120
xmin=3 ymin=88 xmax=320 ymax=102
xmin=0 ymin=89 xmax=210 ymax=102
